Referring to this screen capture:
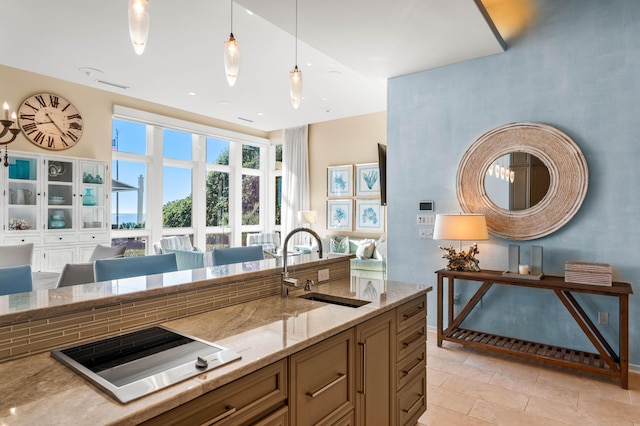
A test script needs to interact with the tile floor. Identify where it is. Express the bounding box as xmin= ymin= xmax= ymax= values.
xmin=417 ymin=330 xmax=640 ymax=425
